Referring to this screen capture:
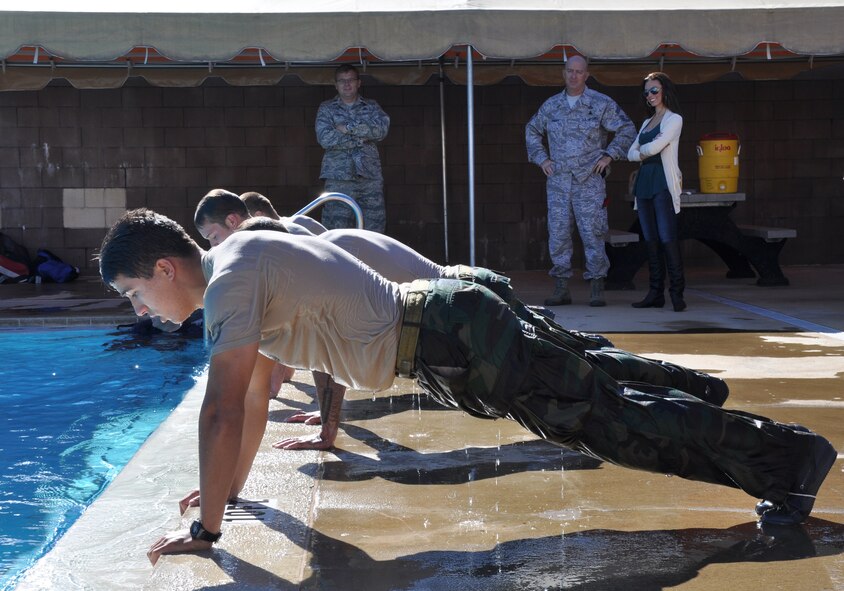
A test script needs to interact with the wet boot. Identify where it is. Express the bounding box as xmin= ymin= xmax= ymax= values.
xmin=664 ymin=240 xmax=686 ymax=312
xmin=631 ymin=241 xmax=665 ymax=308
xmin=589 ymin=277 xmax=606 ymax=307
xmin=544 ymin=277 xmax=571 ymax=306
